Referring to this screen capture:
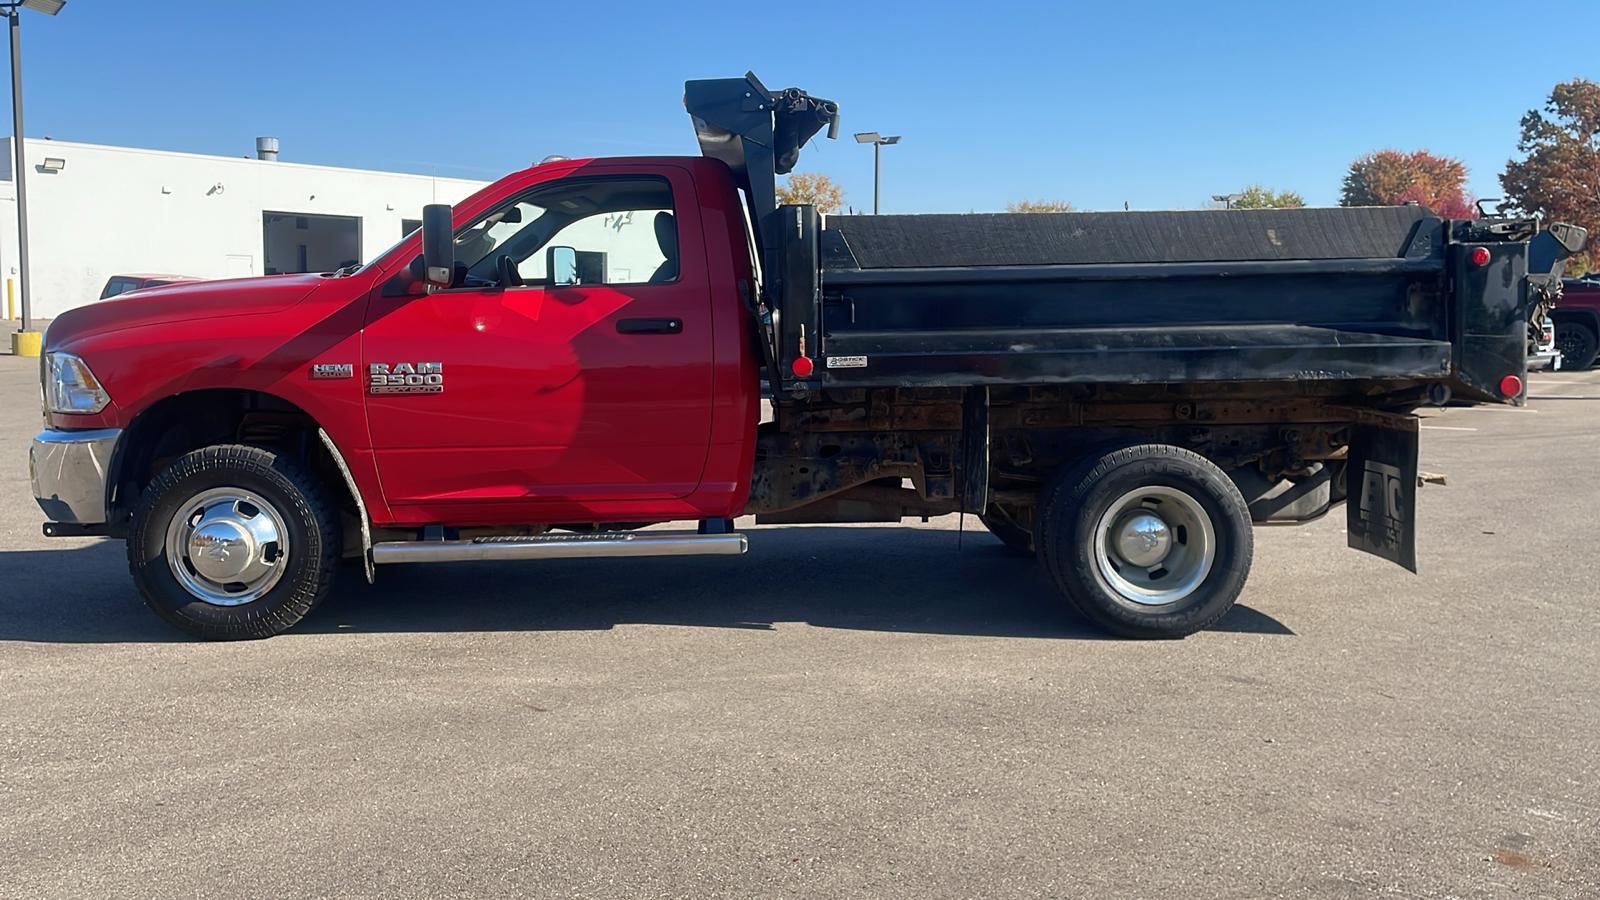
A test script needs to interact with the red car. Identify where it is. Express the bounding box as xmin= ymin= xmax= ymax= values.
xmin=99 ymin=273 xmax=204 ymax=300
xmin=1554 ymin=273 xmax=1600 ymax=369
